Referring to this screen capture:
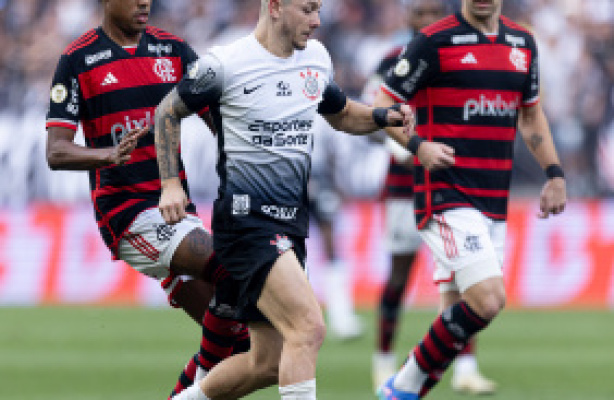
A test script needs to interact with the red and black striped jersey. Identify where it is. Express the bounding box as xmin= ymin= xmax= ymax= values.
xmin=46 ymin=26 xmax=199 ymax=256
xmin=381 ymin=13 xmax=540 ymax=227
